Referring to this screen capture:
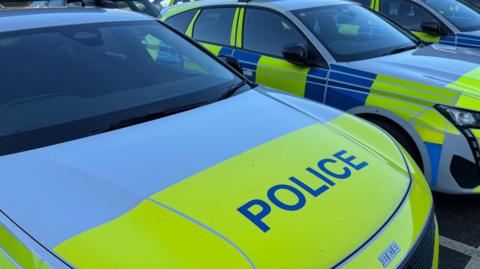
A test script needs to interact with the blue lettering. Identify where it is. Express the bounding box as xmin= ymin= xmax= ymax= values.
xmin=318 ymin=158 xmax=351 ymax=179
xmin=306 ymin=167 xmax=336 ymax=186
xmin=267 ymin=184 xmax=306 ymax=211
xmin=334 ymin=150 xmax=368 ymax=170
xmin=237 ymin=199 xmax=271 ymax=232
xmin=289 ymin=176 xmax=329 ymax=197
